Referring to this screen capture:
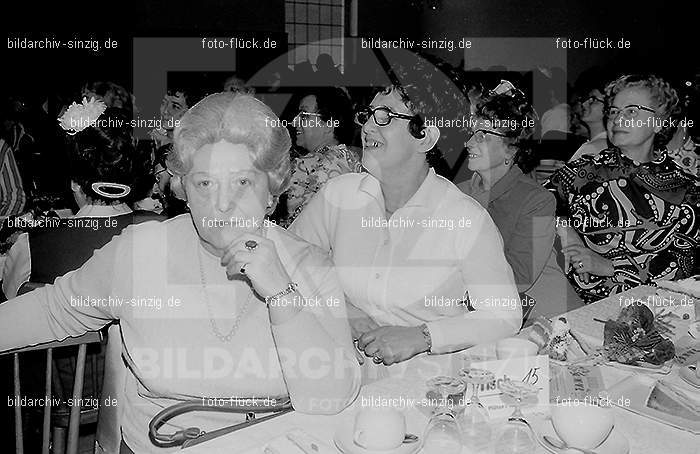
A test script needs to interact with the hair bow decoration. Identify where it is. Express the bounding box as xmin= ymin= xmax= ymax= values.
xmin=57 ymin=97 xmax=107 ymax=135
xmin=489 ymin=80 xmax=525 ymax=98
